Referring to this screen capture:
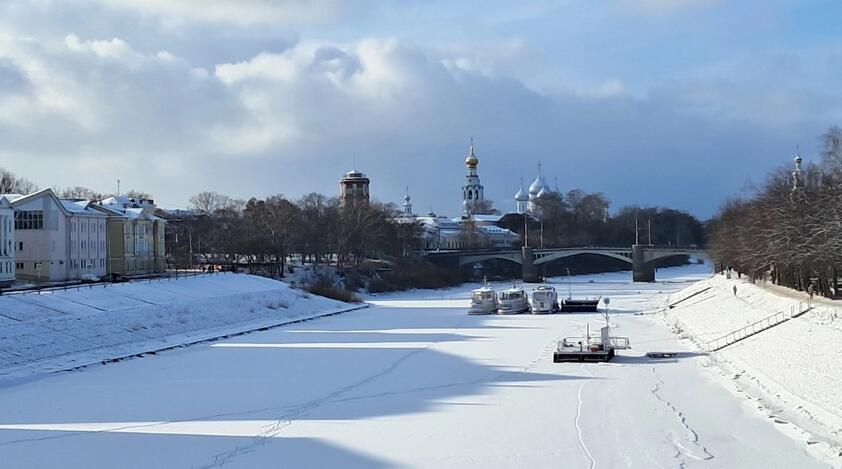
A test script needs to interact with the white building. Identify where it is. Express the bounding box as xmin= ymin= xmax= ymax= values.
xmin=0 ymin=196 xmax=14 ymax=286
xmin=5 ymin=189 xmax=107 ymax=283
xmin=461 ymin=140 xmax=485 ymax=215
xmin=416 ymin=213 xmax=519 ymax=251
